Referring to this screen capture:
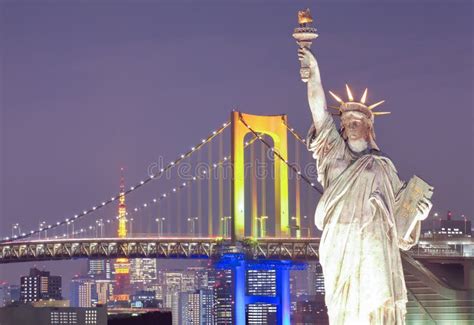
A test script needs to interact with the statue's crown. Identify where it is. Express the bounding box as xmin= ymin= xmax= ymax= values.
xmin=328 ymin=84 xmax=390 ymax=121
